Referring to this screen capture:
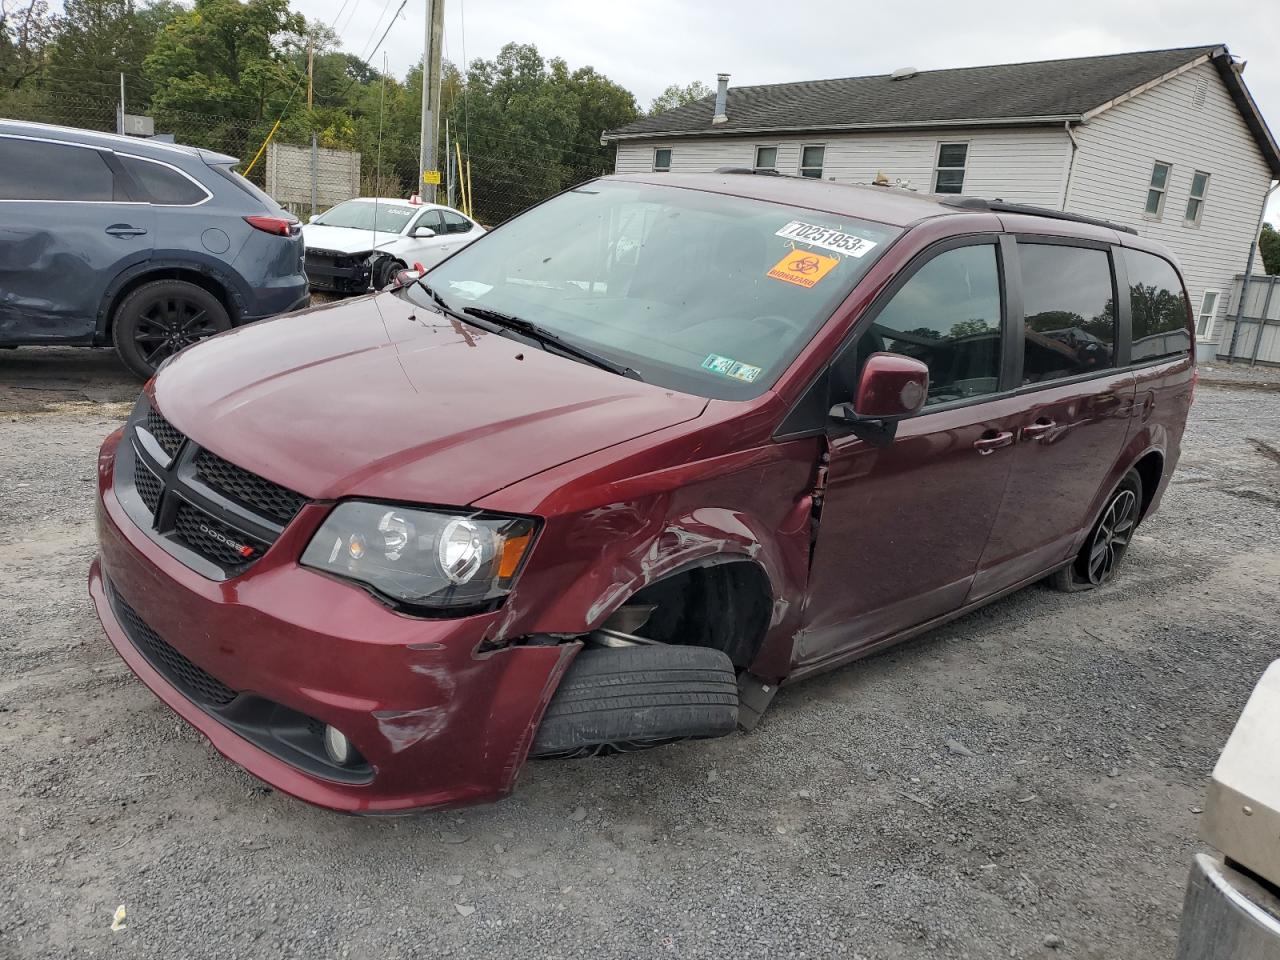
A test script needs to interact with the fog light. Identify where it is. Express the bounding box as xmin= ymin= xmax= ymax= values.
xmin=323 ymin=725 xmax=356 ymax=766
